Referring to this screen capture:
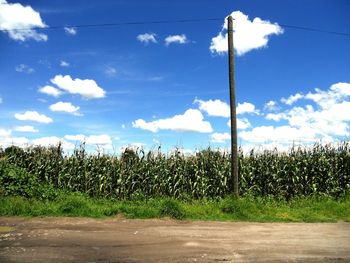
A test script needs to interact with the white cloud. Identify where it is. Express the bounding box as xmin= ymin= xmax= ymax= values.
xmin=304 ymin=82 xmax=350 ymax=109
xmin=31 ymin=136 xmax=75 ymax=150
xmin=227 ymin=118 xmax=251 ymax=130
xmin=105 ymin=66 xmax=117 ymax=77
xmin=60 ymin=60 xmax=69 ymax=67
xmin=0 ymin=96 xmax=2 ymax=104
xmin=239 ymin=125 xmax=329 ymax=144
xmin=15 ymin=111 xmax=53 ymax=124
xmin=237 ymin=102 xmax=259 ymax=115
xmin=49 ymin=101 xmax=82 ymax=116
xmin=0 ymin=129 xmax=31 ymax=148
xmin=249 ymin=82 xmax=350 ymax=146
xmin=0 ymin=128 xmax=11 ymax=137
xmin=137 ymin=33 xmax=157 ymax=44
xmin=14 ymin=125 xmax=38 ymax=133
xmin=64 ymin=134 xmax=85 ymax=141
xmin=50 ymin=75 xmax=106 ymax=99
xmin=265 ymin=112 xmax=285 ymax=122
xmin=281 ymin=93 xmax=303 ymax=105
xmin=152 ymin=138 xmax=160 ymax=144
xmin=237 ymin=118 xmax=251 ymax=129
xmin=86 ymin=134 xmax=112 ymax=145
xmin=38 ymin=85 xmax=62 ymax=97
xmin=120 ymin=142 xmax=145 ymax=152
xmin=194 ymin=98 xmax=230 ymax=117
xmin=132 ymin=109 xmax=213 ymax=133
xmin=240 ymin=142 xmax=292 ymax=153
xmin=168 ymin=147 xmax=194 ymax=156
xmin=64 ymin=134 xmax=112 ymax=146
xmin=210 ymin=11 xmax=283 ymax=56
xmin=148 ymin=76 xmax=164 ymax=81
xmin=264 ymin=100 xmax=279 ymax=111
xmin=15 ymin=64 xmax=34 ymax=74
xmin=211 ymin=132 xmax=230 ymax=143
xmin=0 ymin=0 xmax=47 ymax=41
xmin=0 ymin=136 xmax=29 ymax=147
xmin=195 ymin=99 xmax=258 ymax=117
xmin=165 ymin=34 xmax=187 ymax=46
xmin=64 ymin=26 xmax=76 ymax=35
